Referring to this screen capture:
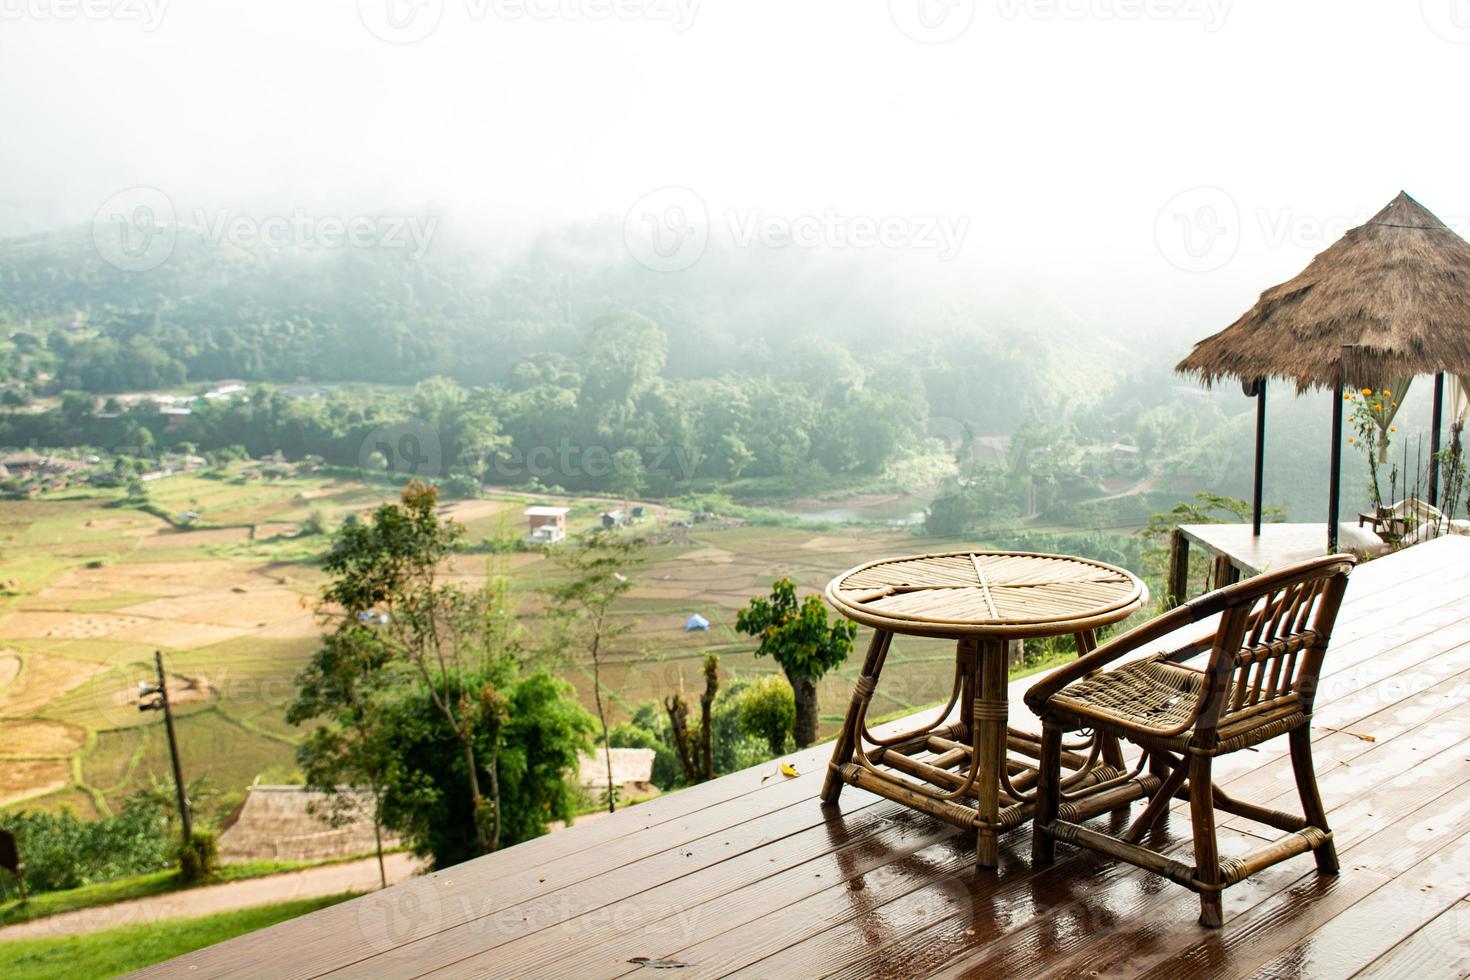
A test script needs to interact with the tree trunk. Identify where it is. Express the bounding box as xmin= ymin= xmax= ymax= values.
xmin=486 ymin=742 xmax=501 ymax=853
xmin=462 ymin=739 xmax=492 ymax=854
xmin=699 ymin=655 xmax=719 ymax=781
xmin=791 ymin=674 xmax=819 ymax=748
xmin=591 ymin=644 xmax=615 ymax=813
xmin=372 ymin=808 xmax=387 ymax=889
xmin=664 ymin=695 xmax=697 ymax=784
